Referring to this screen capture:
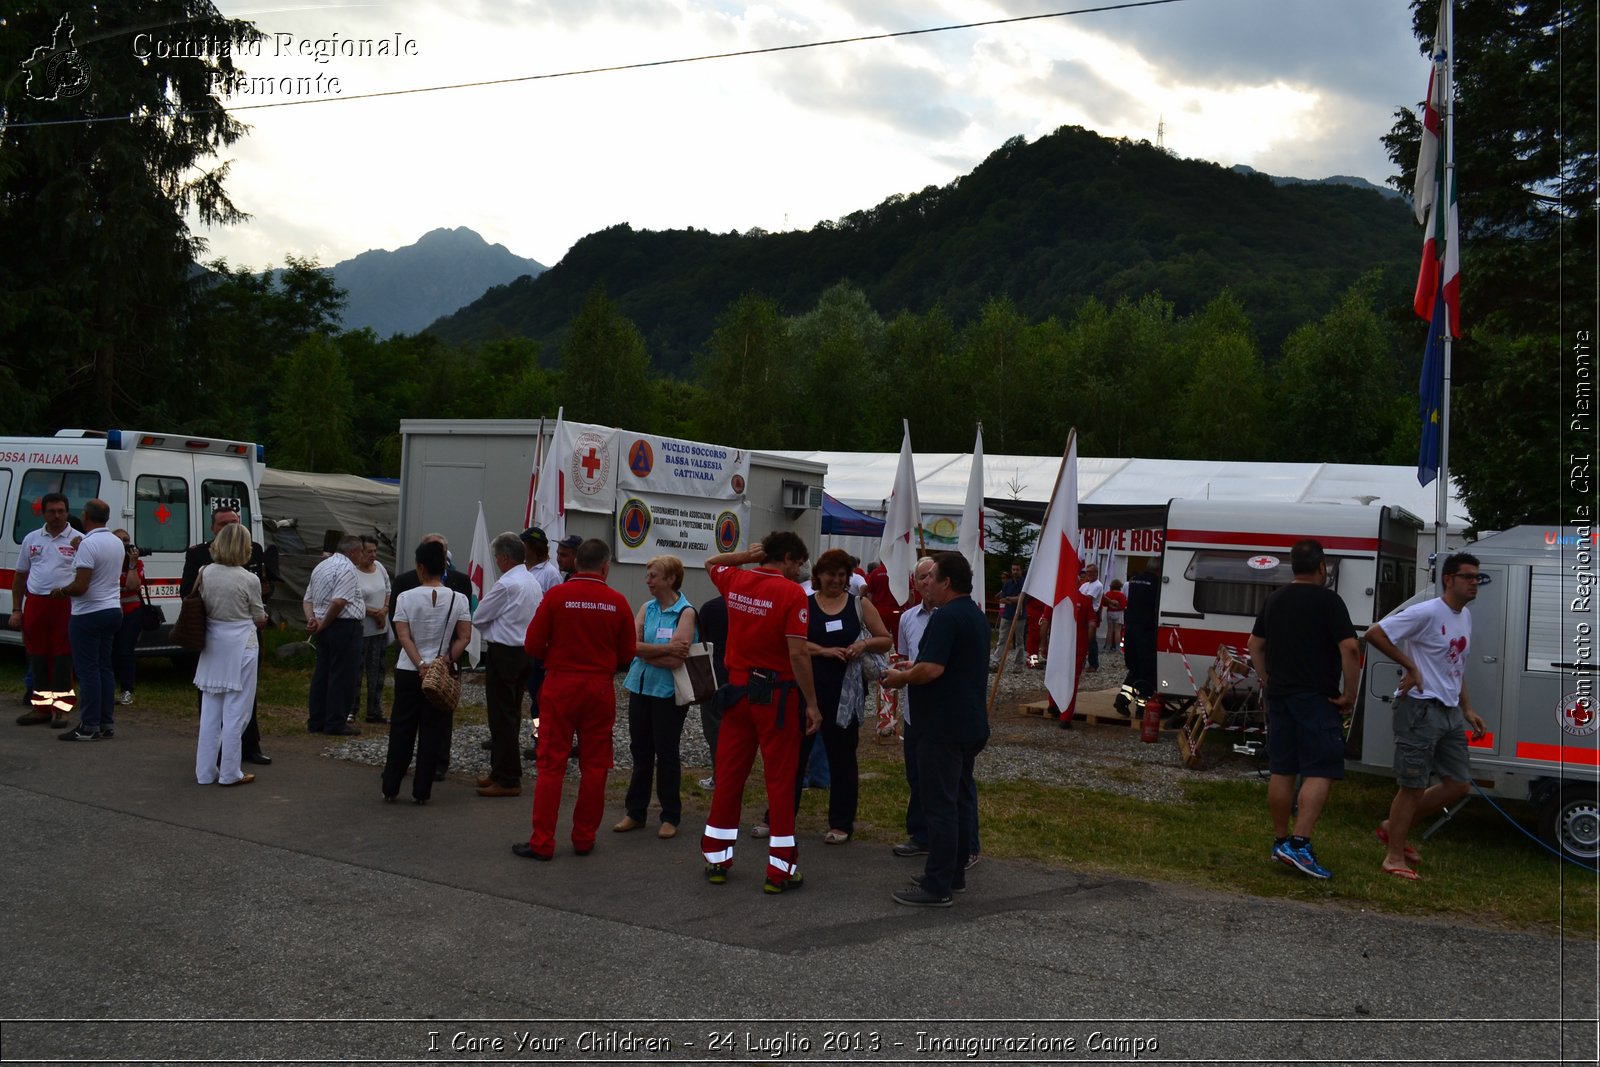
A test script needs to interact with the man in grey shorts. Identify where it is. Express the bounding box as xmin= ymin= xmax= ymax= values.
xmin=1363 ymin=552 xmax=1488 ymax=881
